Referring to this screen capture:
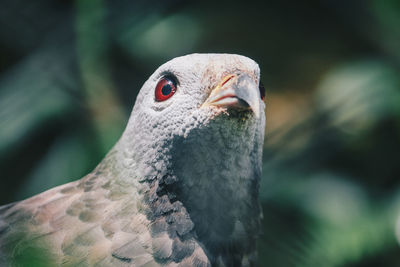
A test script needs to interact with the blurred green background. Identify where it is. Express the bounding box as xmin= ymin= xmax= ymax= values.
xmin=1 ymin=0 xmax=400 ymax=266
